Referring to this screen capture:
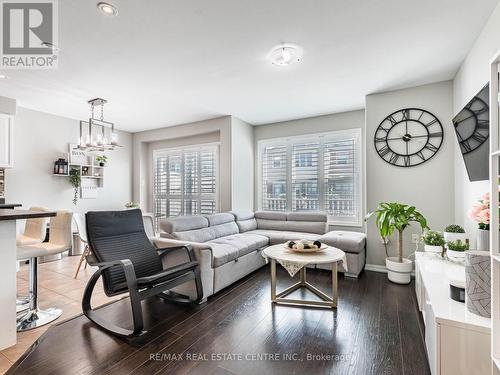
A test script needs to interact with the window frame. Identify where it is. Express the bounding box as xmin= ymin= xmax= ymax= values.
xmin=257 ymin=129 xmax=363 ymax=227
xmin=152 ymin=143 xmax=220 ymax=222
